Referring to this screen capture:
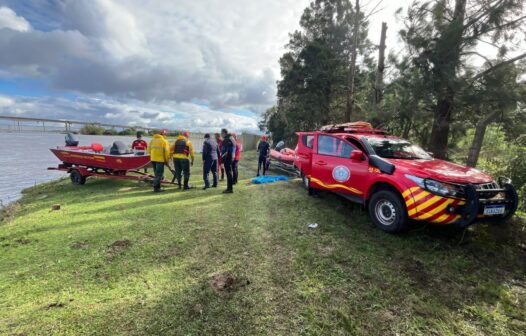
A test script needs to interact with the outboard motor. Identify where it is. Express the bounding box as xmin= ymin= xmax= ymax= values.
xmin=65 ymin=133 xmax=79 ymax=146
xmin=110 ymin=141 xmax=129 ymax=155
xmin=275 ymin=140 xmax=285 ymax=151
